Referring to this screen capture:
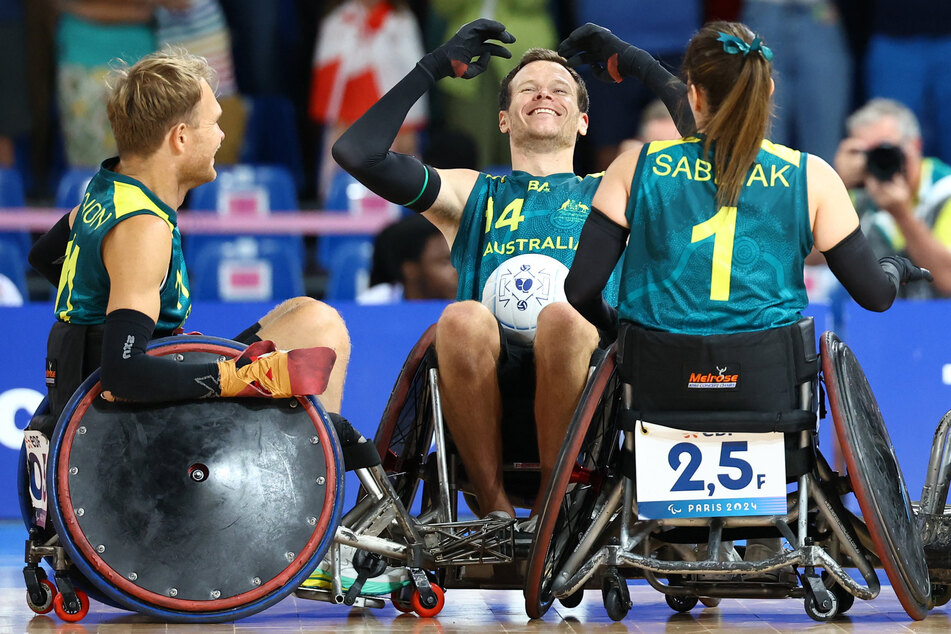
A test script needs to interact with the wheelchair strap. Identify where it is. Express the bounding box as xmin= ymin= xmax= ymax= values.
xmin=342 ymin=443 xmax=383 ymax=471
xmin=329 ymin=412 xmax=382 ymax=471
xmin=619 ymin=446 xmax=636 ymax=481
xmin=36 ymin=321 xmax=105 ymax=431
xmin=617 ymin=318 xmax=818 ymax=413
xmin=619 ymin=408 xmax=817 ymax=434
